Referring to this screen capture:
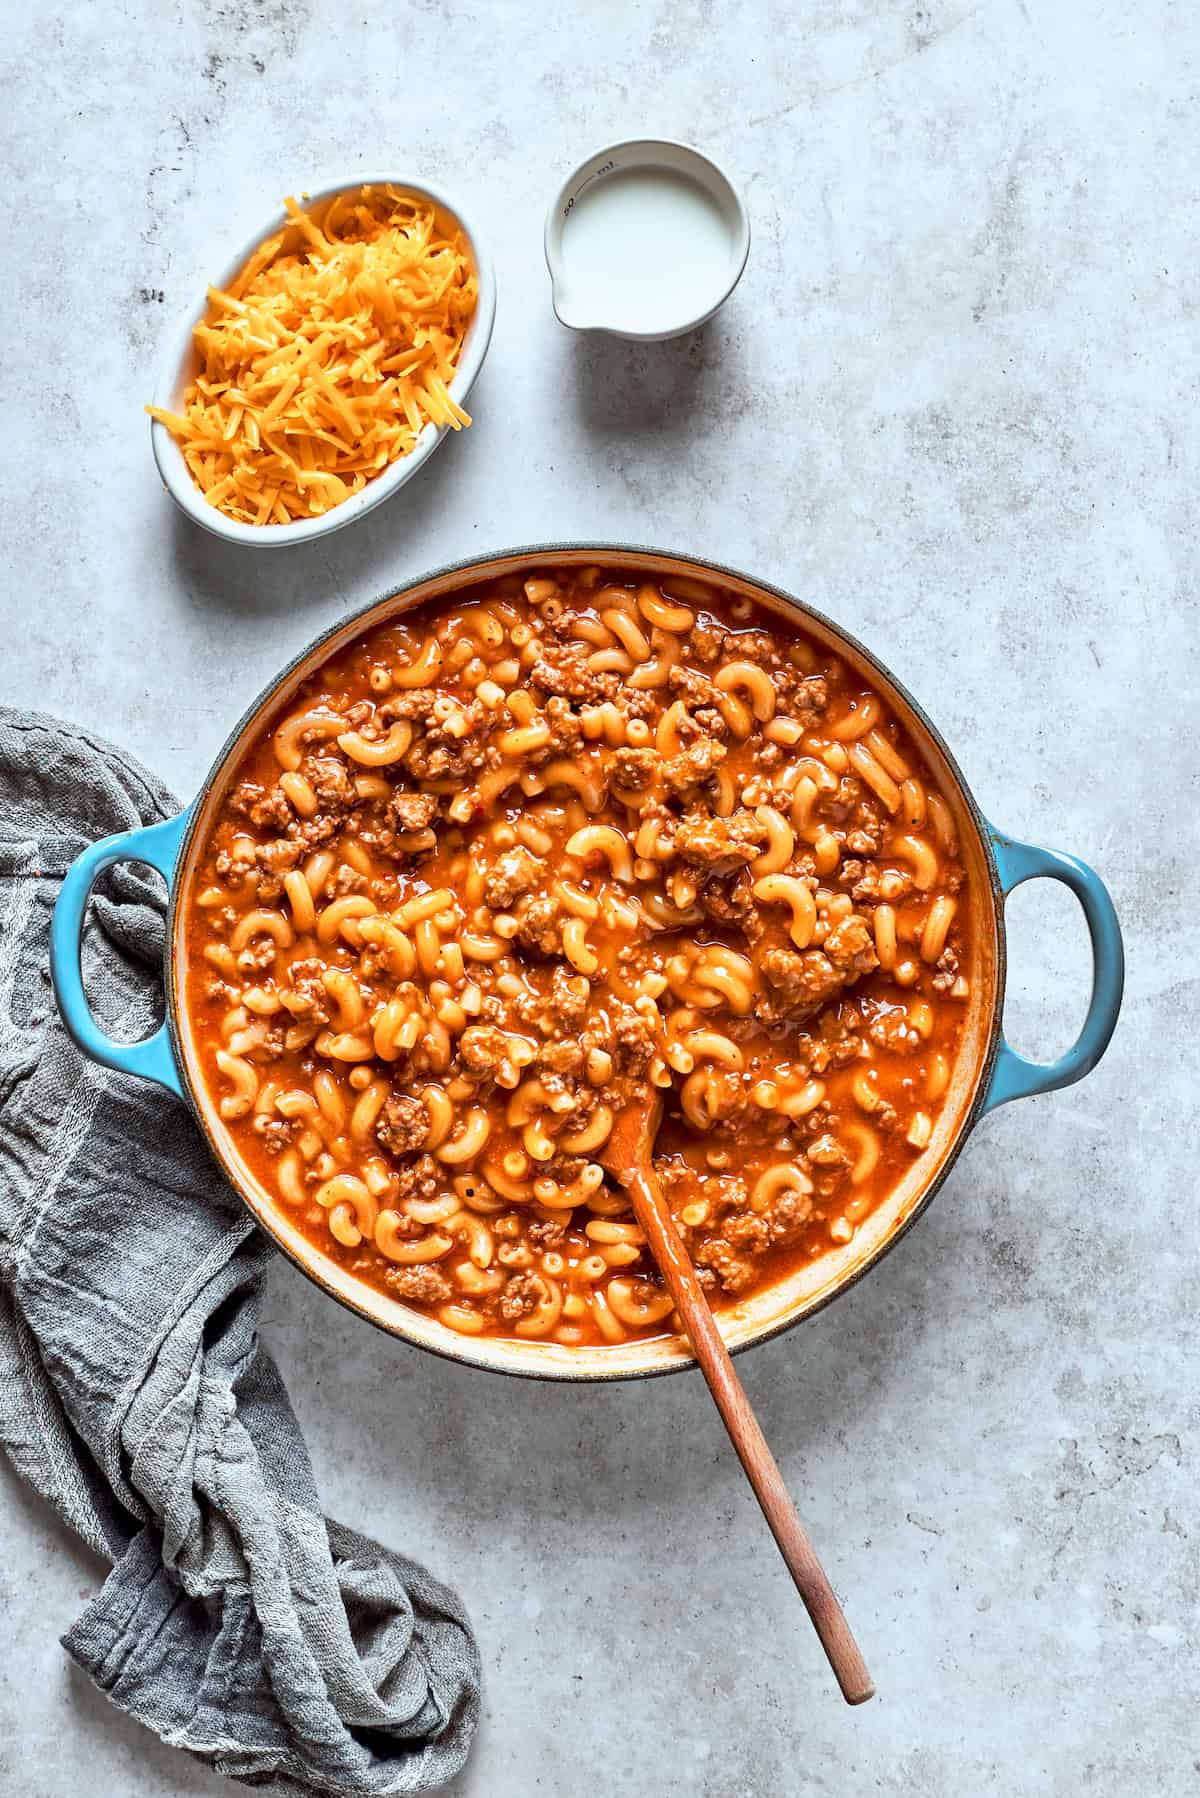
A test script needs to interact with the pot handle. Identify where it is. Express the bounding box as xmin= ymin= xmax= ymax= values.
xmin=50 ymin=809 xmax=191 ymax=1099
xmin=982 ymin=824 xmax=1123 ymax=1114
